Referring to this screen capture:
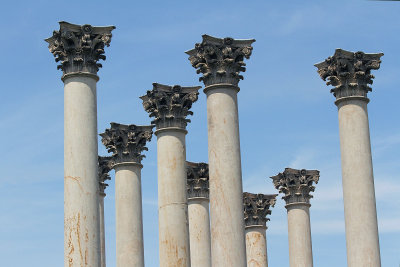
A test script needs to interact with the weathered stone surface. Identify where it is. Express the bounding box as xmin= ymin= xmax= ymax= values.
xmin=186 ymin=35 xmax=255 ymax=86
xmin=45 ymin=21 xmax=115 ymax=76
xmin=100 ymin=123 xmax=153 ymax=164
xmin=187 ymin=161 xmax=209 ymax=199
xmin=243 ymin=193 xmax=277 ymax=228
xmin=140 ymin=83 xmax=200 ymax=129
xmin=271 ymin=168 xmax=320 ymax=205
xmin=98 ymin=156 xmax=113 ymax=194
xmin=315 ymin=49 xmax=383 ymax=99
